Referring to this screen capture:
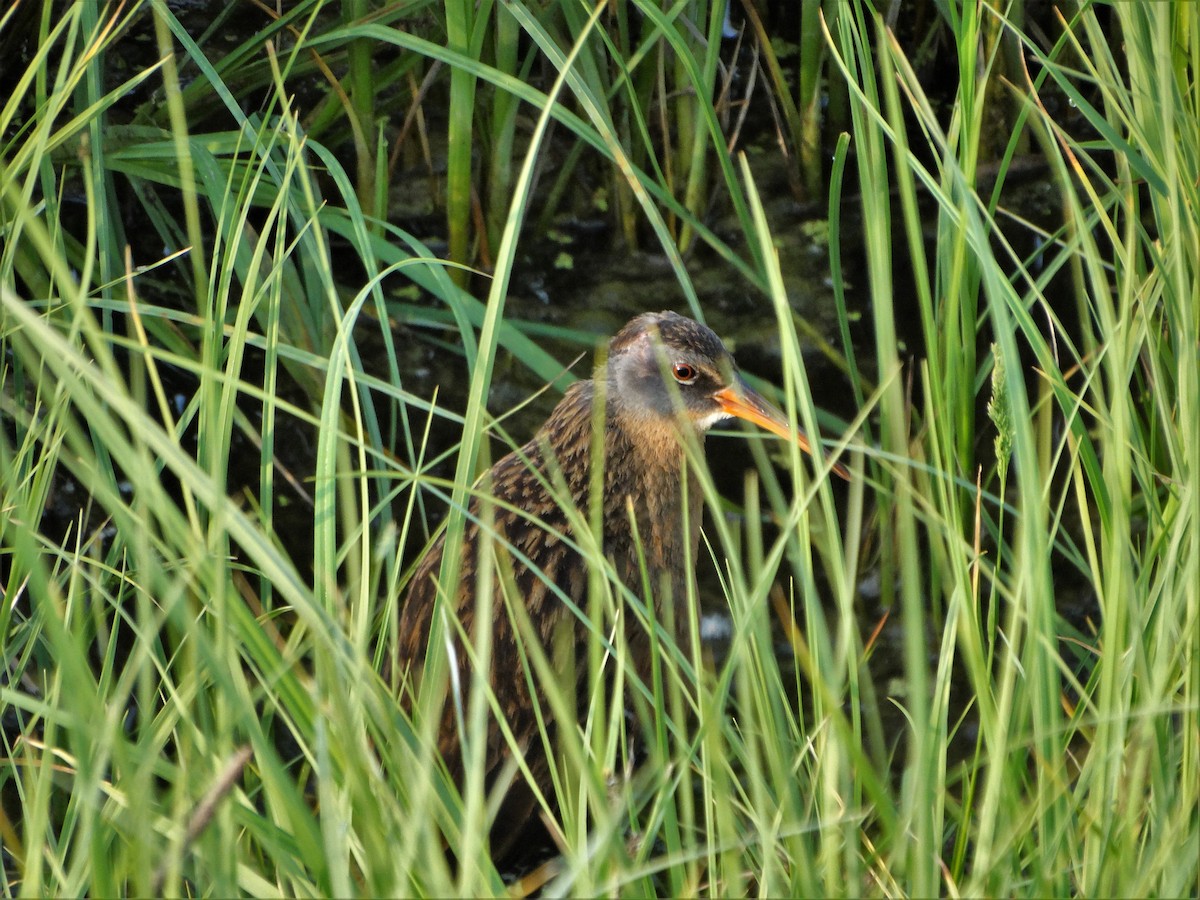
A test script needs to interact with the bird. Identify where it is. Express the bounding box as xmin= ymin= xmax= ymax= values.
xmin=394 ymin=310 xmax=848 ymax=859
